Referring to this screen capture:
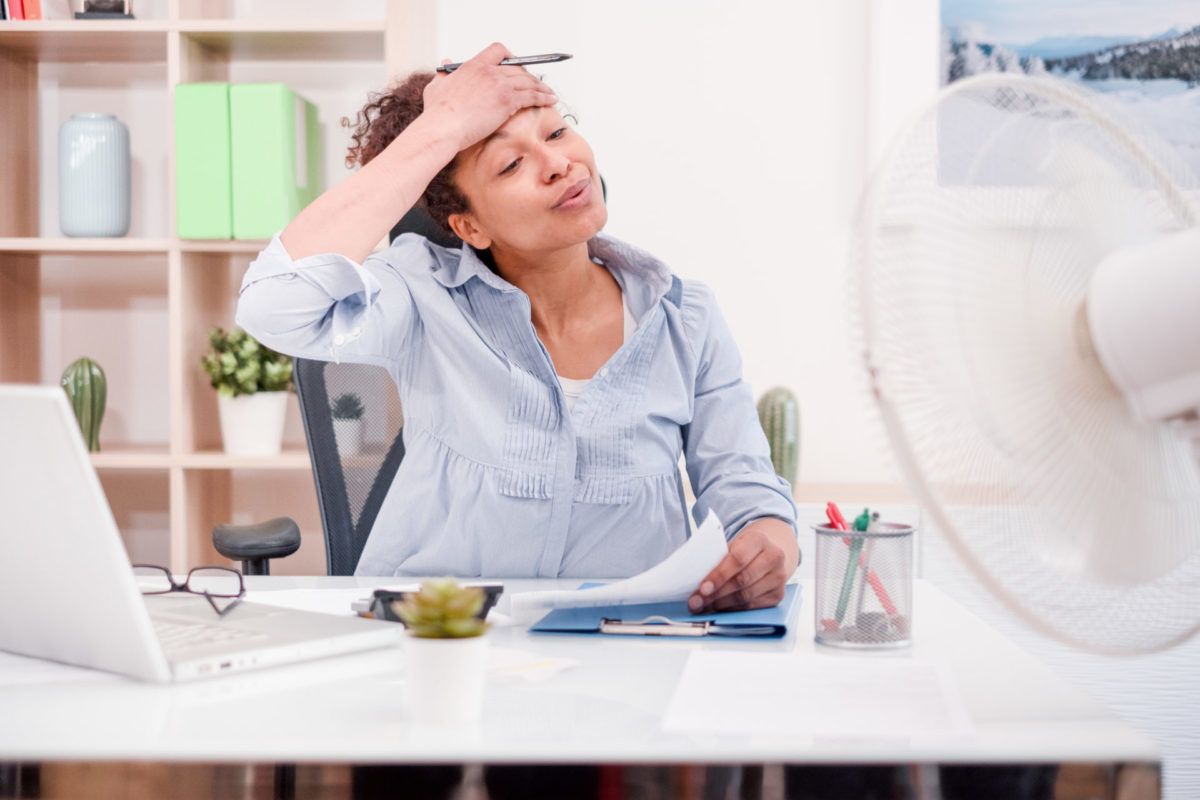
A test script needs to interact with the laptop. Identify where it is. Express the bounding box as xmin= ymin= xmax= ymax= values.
xmin=0 ymin=384 xmax=402 ymax=682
